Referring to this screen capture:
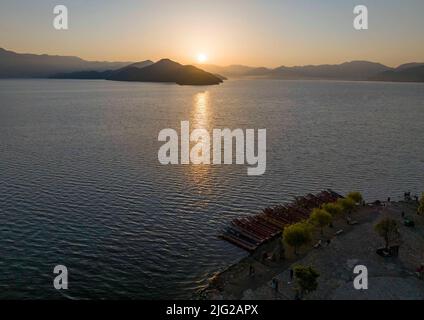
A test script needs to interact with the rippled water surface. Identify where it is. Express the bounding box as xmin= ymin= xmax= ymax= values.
xmin=0 ymin=79 xmax=423 ymax=299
